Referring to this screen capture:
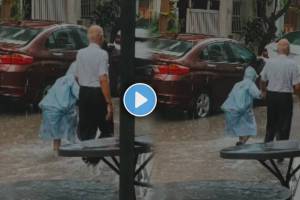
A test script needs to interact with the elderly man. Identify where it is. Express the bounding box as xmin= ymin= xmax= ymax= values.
xmin=75 ymin=25 xmax=113 ymax=159
xmin=261 ymin=39 xmax=300 ymax=143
